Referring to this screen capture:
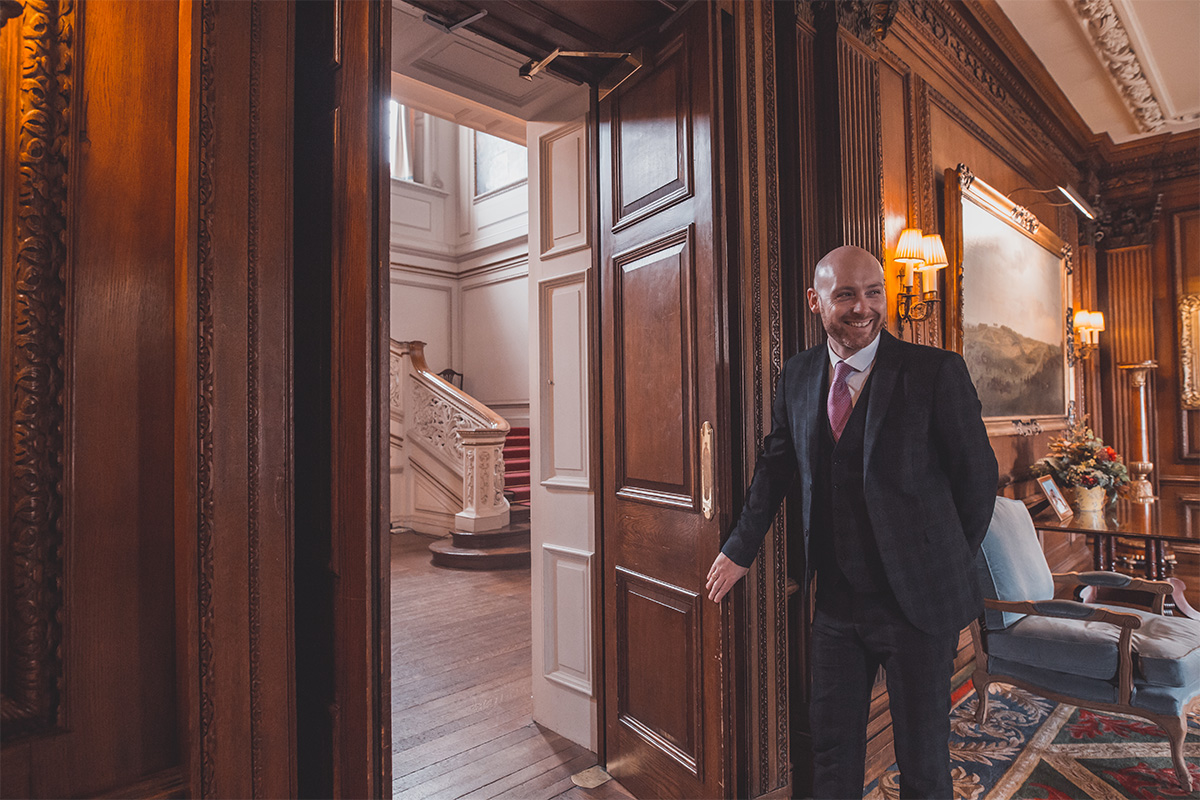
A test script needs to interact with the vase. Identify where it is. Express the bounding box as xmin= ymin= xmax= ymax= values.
xmin=1072 ymin=485 xmax=1106 ymax=513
